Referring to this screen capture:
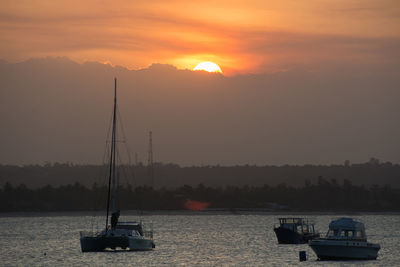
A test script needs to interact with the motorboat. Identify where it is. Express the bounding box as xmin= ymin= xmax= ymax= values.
xmin=273 ymin=217 xmax=319 ymax=244
xmin=309 ymin=217 xmax=380 ymax=260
